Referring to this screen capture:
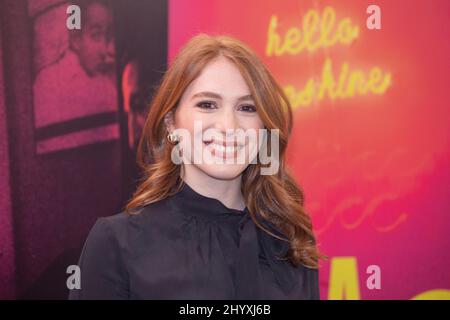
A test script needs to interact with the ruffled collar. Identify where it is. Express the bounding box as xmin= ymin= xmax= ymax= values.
xmin=169 ymin=179 xmax=297 ymax=298
xmin=173 ymin=180 xmax=249 ymax=220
